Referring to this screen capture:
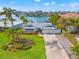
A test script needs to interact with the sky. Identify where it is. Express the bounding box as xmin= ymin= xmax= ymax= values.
xmin=0 ymin=0 xmax=79 ymax=11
